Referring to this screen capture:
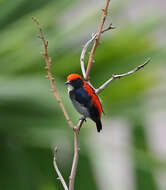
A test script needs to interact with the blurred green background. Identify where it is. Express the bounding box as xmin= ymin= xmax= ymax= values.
xmin=0 ymin=0 xmax=166 ymax=190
